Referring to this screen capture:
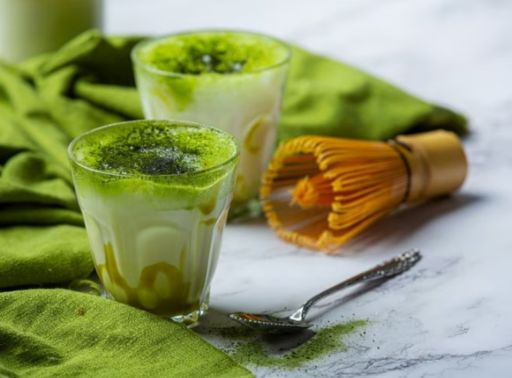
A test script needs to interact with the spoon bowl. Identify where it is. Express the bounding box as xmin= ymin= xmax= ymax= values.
xmin=228 ymin=313 xmax=311 ymax=333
